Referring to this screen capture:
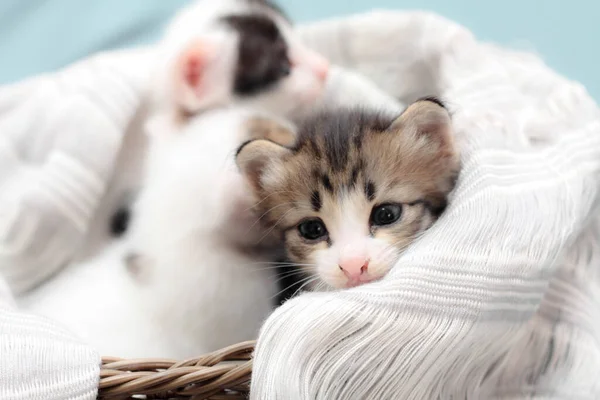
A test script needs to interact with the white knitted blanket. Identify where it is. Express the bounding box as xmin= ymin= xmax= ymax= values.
xmin=2 ymin=10 xmax=600 ymax=399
